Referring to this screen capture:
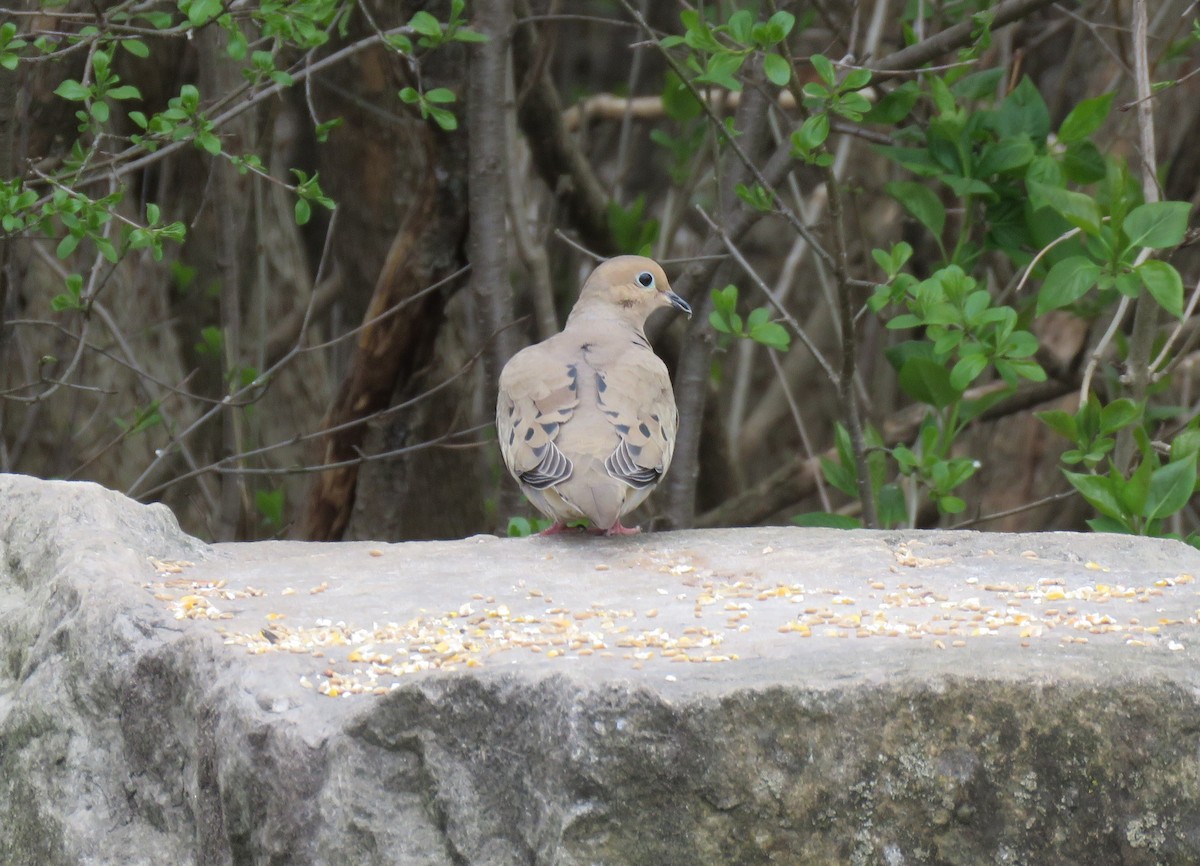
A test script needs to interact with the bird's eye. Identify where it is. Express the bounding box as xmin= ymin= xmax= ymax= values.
xmin=637 ymin=271 xmax=655 ymax=288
